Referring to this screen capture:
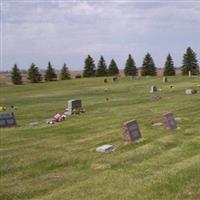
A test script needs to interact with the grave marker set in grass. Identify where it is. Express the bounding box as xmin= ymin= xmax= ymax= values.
xmin=163 ymin=112 xmax=177 ymax=130
xmin=0 ymin=112 xmax=17 ymax=128
xmin=162 ymin=77 xmax=168 ymax=83
xmin=122 ymin=119 xmax=142 ymax=141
